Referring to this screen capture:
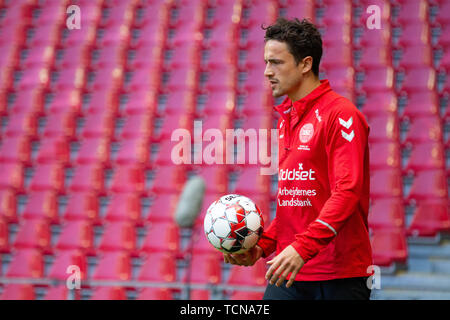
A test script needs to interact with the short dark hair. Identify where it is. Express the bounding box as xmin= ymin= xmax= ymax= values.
xmin=262 ymin=18 xmax=322 ymax=76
